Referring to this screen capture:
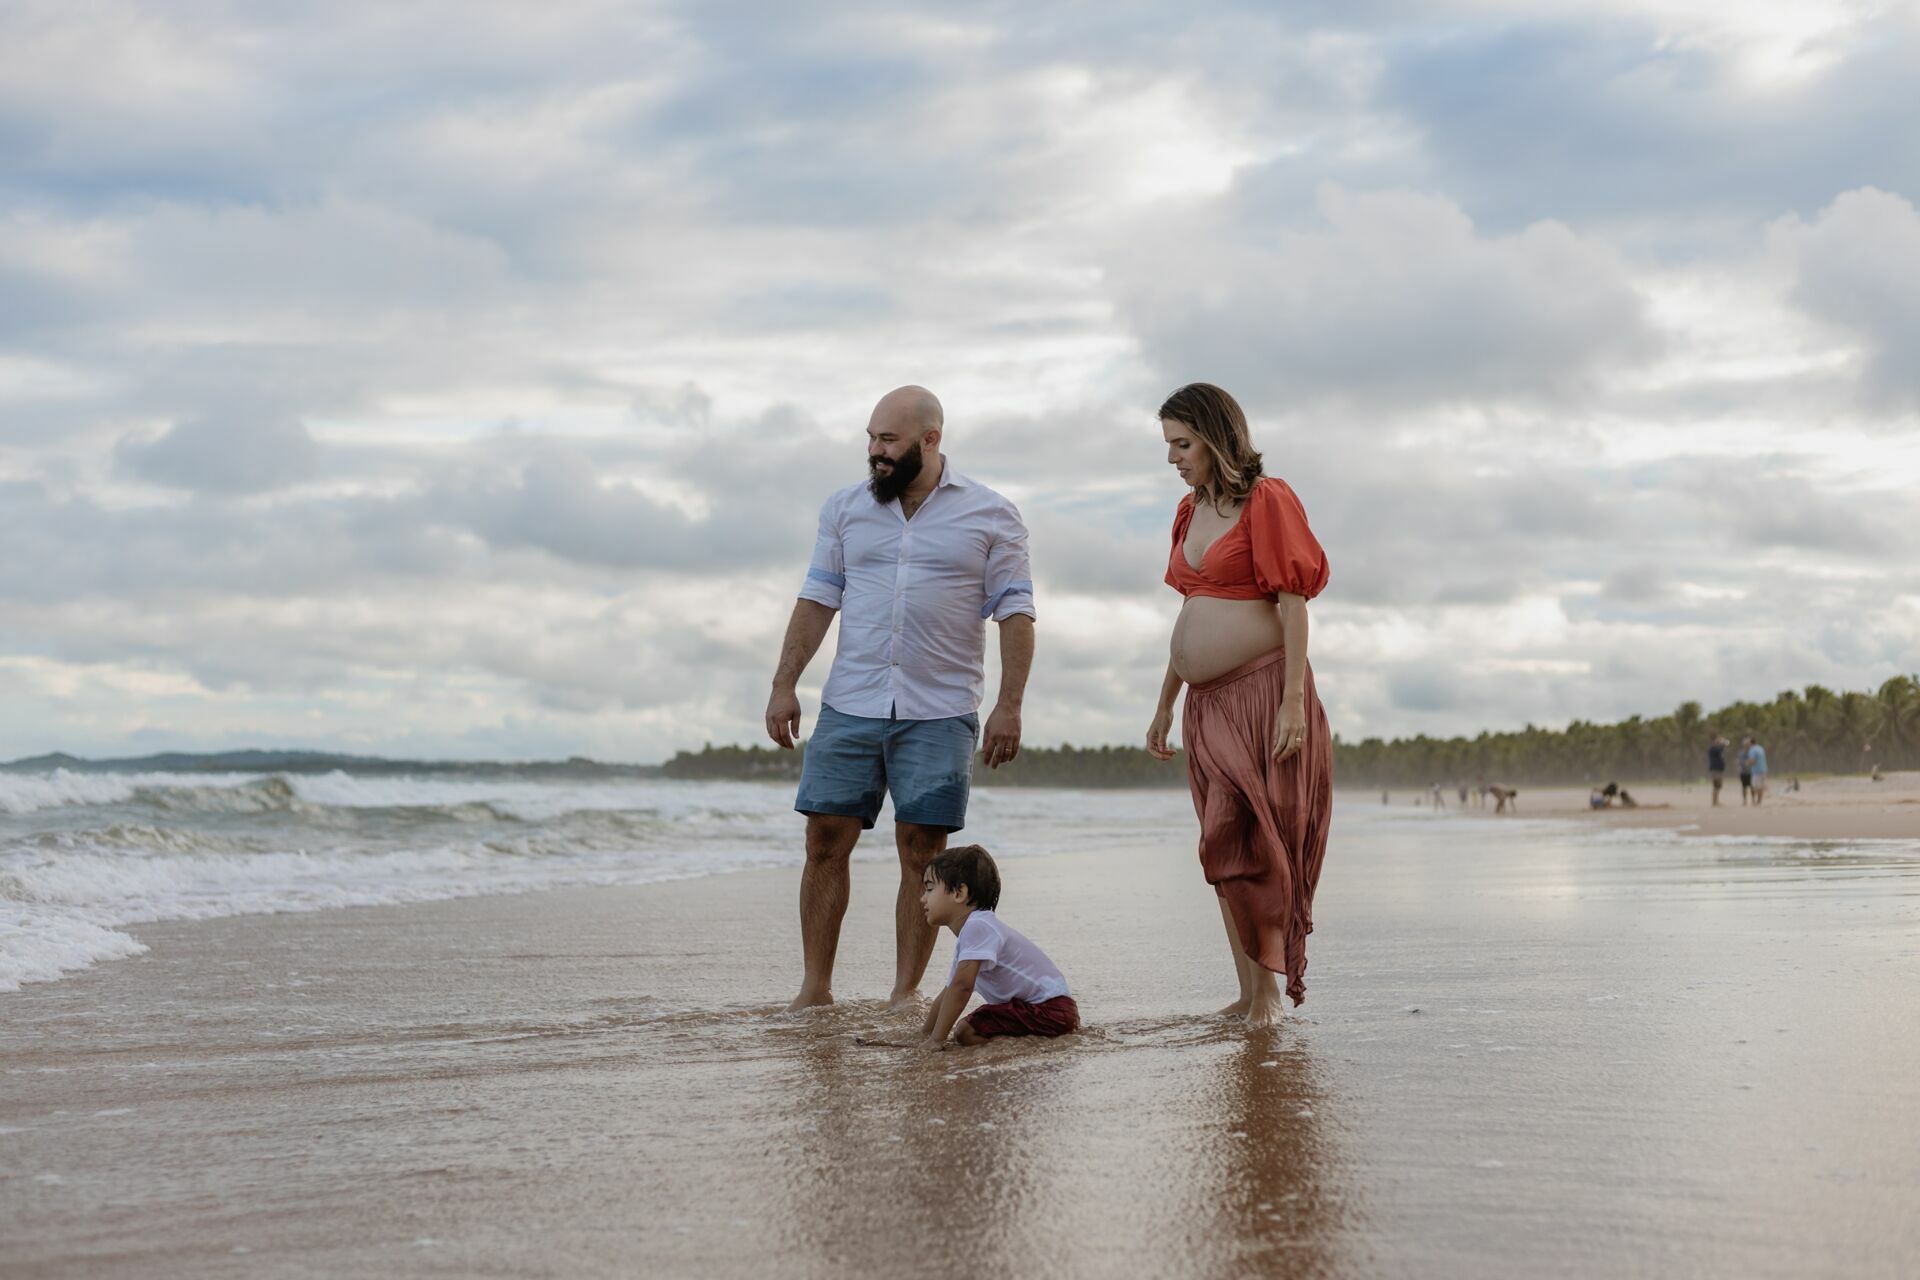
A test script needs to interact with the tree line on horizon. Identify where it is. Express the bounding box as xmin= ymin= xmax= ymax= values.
xmin=660 ymin=675 xmax=1920 ymax=789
